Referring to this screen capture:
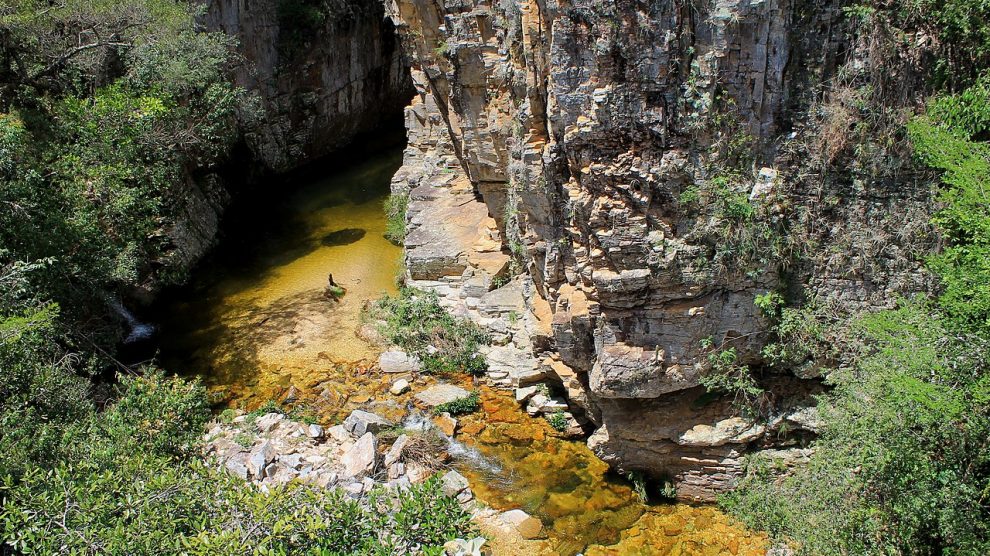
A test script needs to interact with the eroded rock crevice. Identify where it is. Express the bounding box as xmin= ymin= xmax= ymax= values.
xmin=385 ymin=0 xmax=934 ymax=501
